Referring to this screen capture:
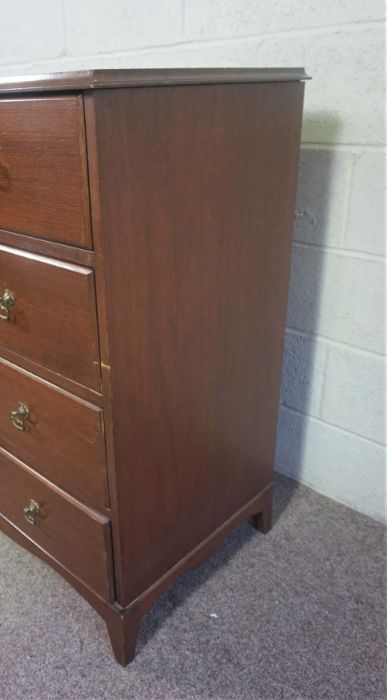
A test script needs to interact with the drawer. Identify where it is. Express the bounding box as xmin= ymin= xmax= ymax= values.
xmin=0 ymin=96 xmax=91 ymax=248
xmin=0 ymin=245 xmax=100 ymax=390
xmin=0 ymin=446 xmax=113 ymax=600
xmin=0 ymin=359 xmax=108 ymax=508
